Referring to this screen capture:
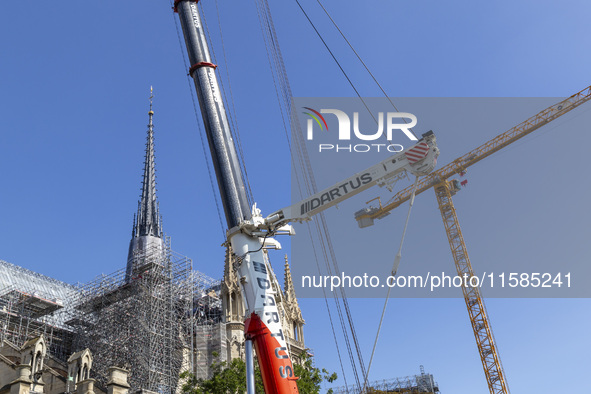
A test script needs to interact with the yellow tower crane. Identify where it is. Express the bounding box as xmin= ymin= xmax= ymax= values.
xmin=355 ymin=85 xmax=591 ymax=394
